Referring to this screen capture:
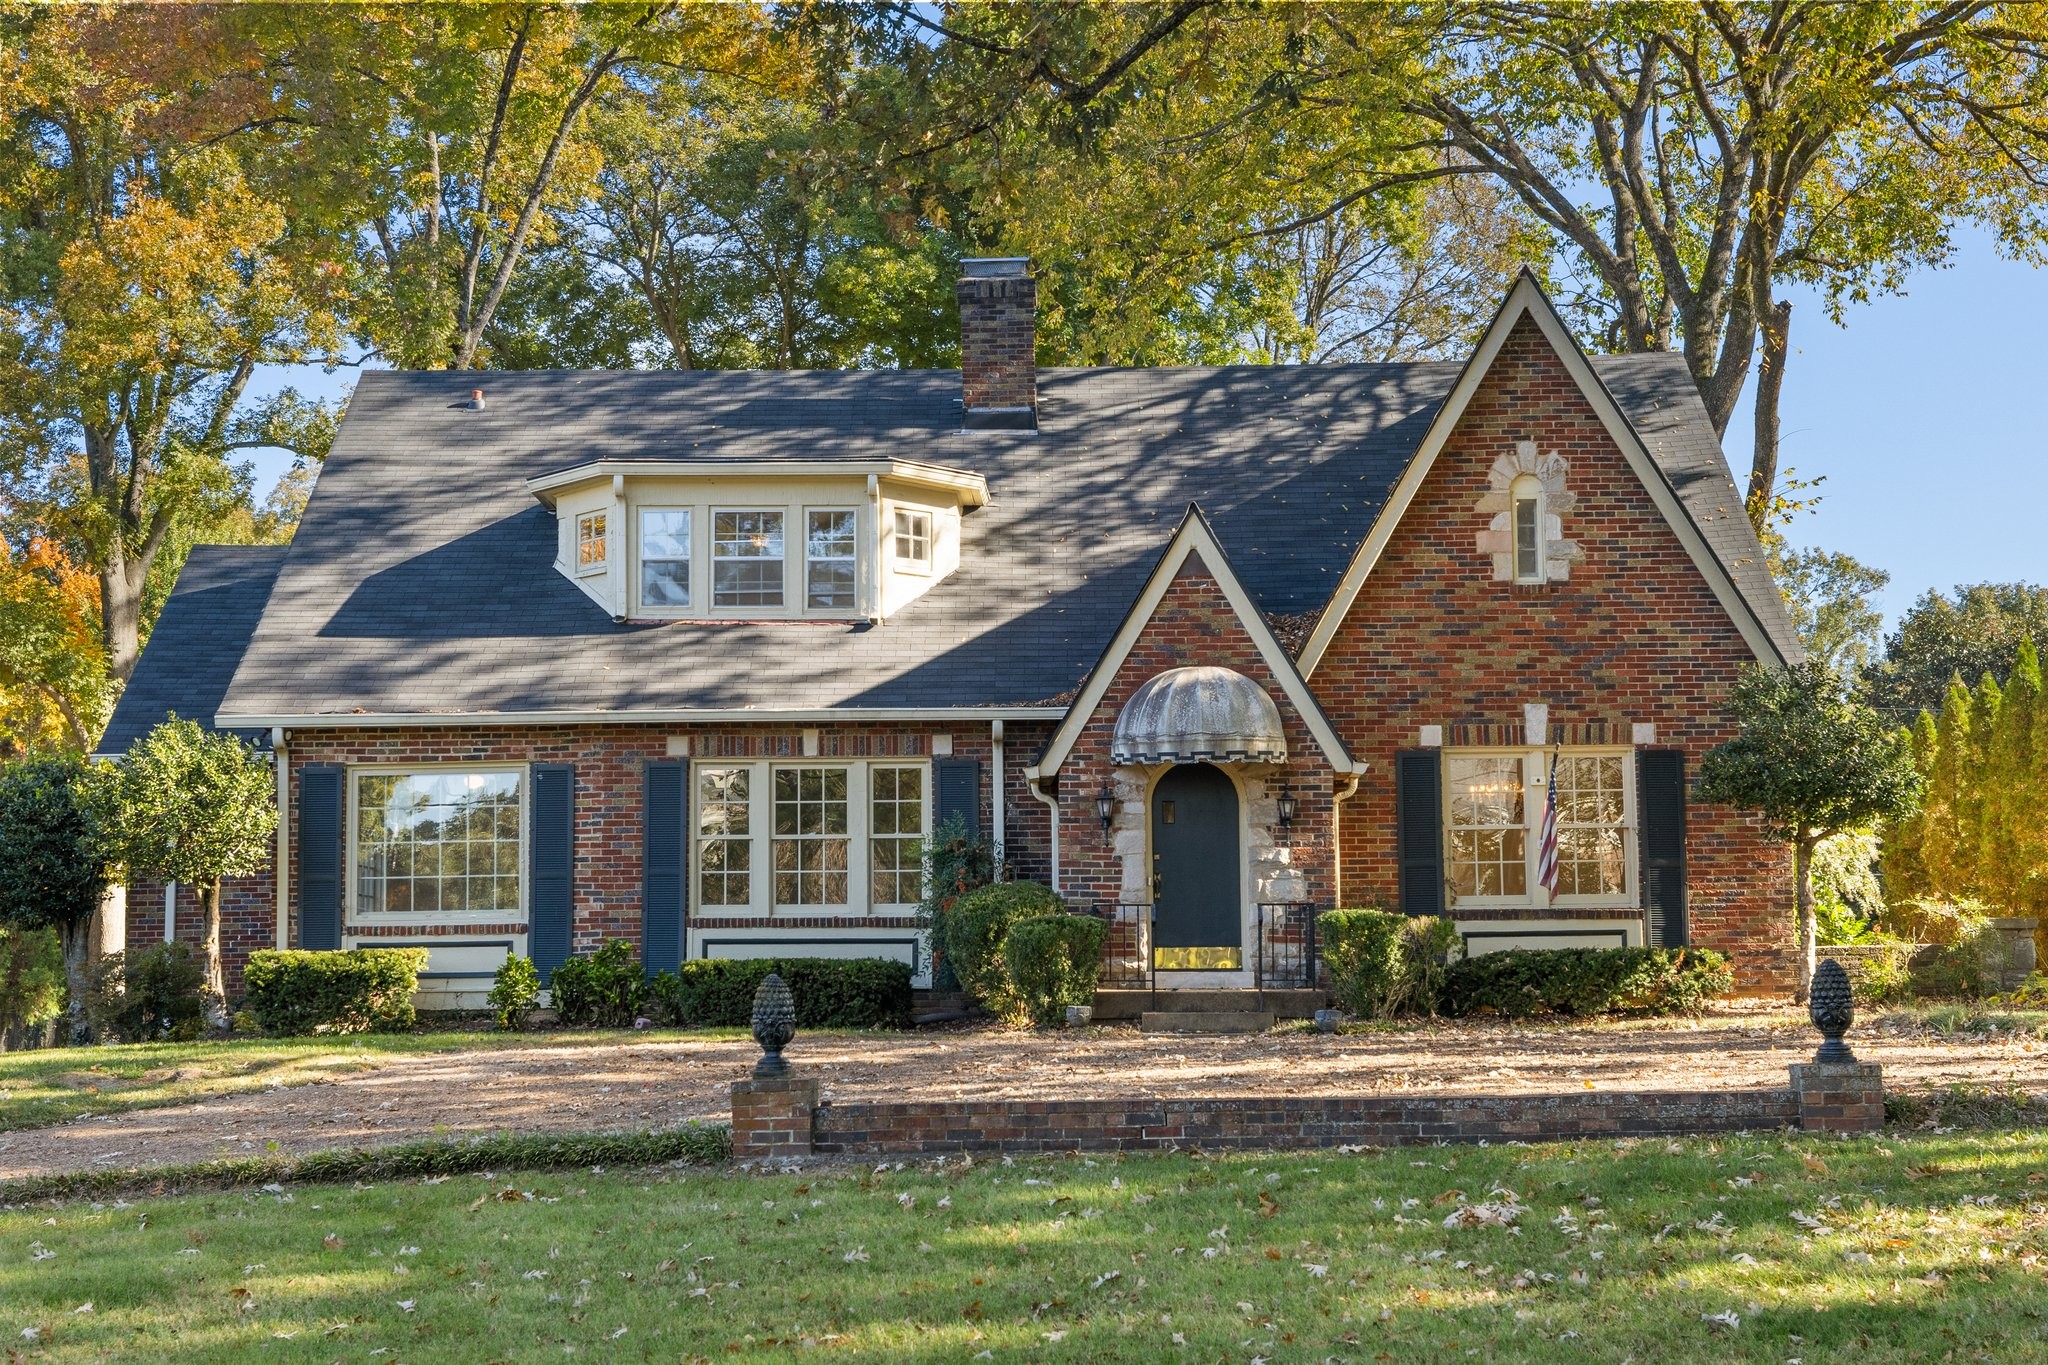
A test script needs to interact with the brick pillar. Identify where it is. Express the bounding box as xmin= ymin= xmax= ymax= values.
xmin=1789 ymin=1061 xmax=1884 ymax=1134
xmin=731 ymin=1075 xmax=819 ymax=1159
xmin=956 ymin=258 xmax=1036 ymax=429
